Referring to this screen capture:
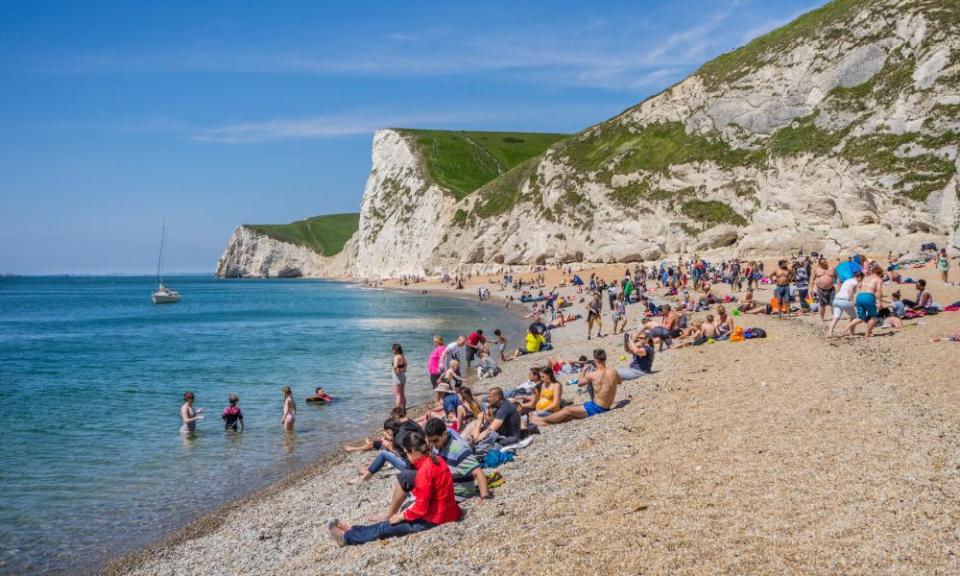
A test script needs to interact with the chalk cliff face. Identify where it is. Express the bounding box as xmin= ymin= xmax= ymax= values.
xmin=427 ymin=0 xmax=959 ymax=272
xmin=215 ymin=226 xmax=348 ymax=278
xmin=349 ymin=129 xmax=459 ymax=278
xmin=218 ymin=0 xmax=960 ymax=279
